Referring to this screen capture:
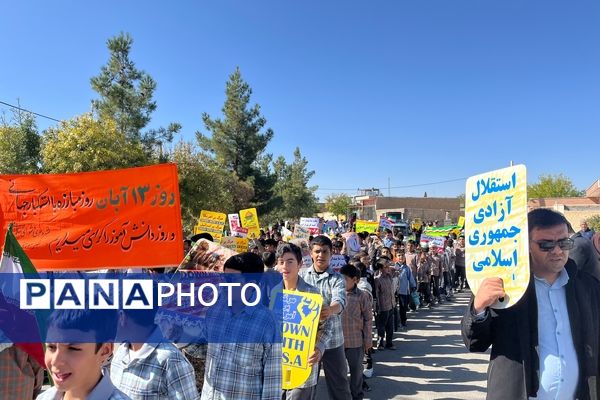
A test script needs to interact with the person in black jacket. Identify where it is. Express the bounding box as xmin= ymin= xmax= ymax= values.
xmin=462 ymin=208 xmax=600 ymax=400
xmin=569 ymin=228 xmax=600 ymax=282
